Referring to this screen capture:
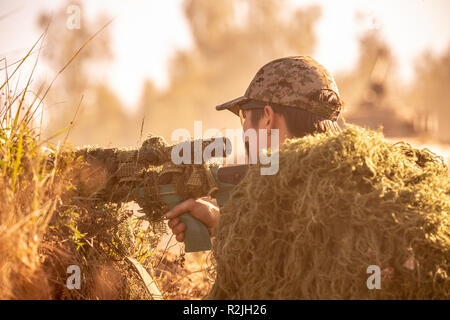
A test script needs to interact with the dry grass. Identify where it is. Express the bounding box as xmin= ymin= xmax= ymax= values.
xmin=151 ymin=245 xmax=213 ymax=300
xmin=0 ymin=34 xmax=72 ymax=298
xmin=0 ymin=29 xmax=169 ymax=300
